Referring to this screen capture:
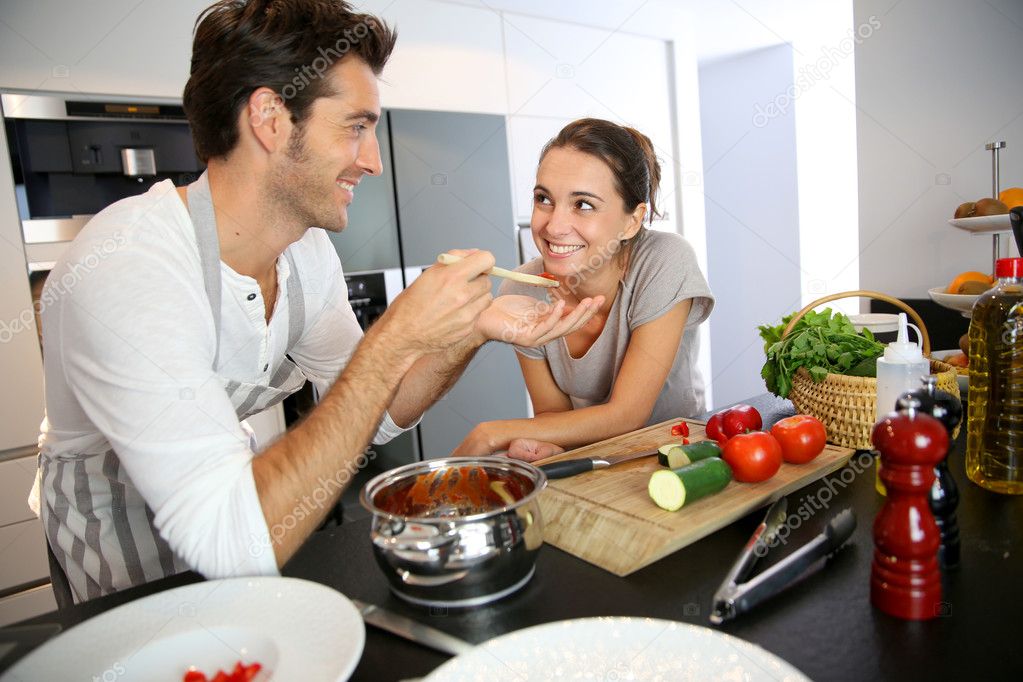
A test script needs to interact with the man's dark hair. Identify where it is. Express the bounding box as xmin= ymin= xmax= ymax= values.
xmin=183 ymin=0 xmax=396 ymax=162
